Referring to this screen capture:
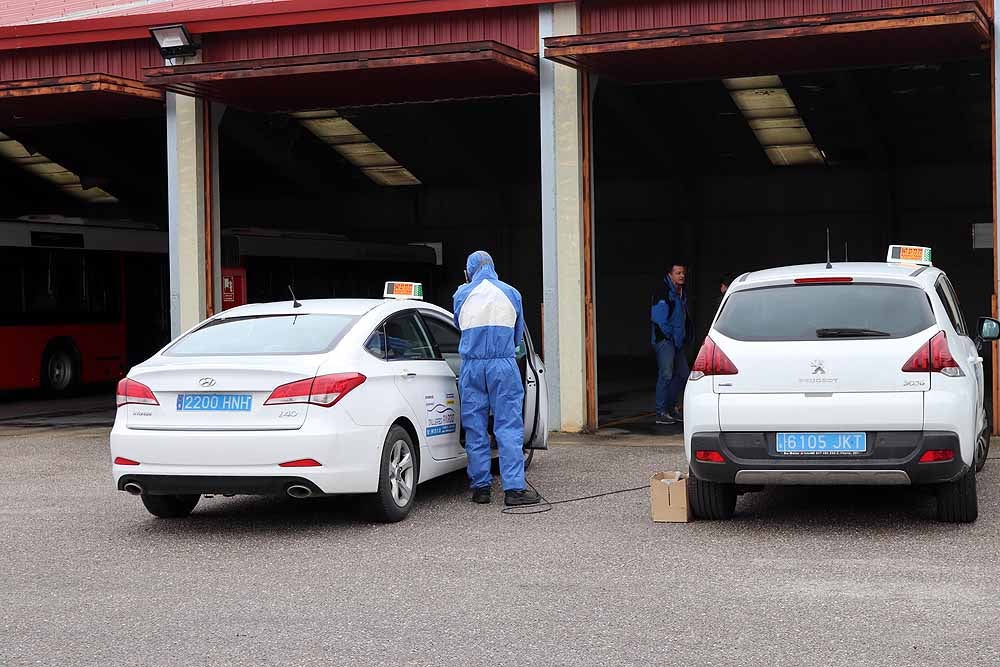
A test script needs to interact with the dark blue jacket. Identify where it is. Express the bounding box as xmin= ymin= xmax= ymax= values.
xmin=651 ymin=277 xmax=690 ymax=347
